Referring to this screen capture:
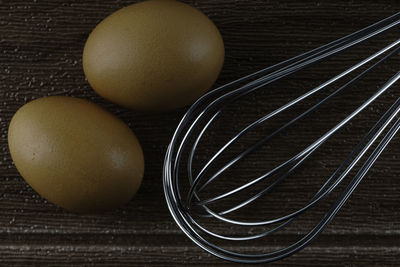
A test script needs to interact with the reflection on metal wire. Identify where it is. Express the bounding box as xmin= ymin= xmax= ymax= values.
xmin=163 ymin=12 xmax=400 ymax=263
